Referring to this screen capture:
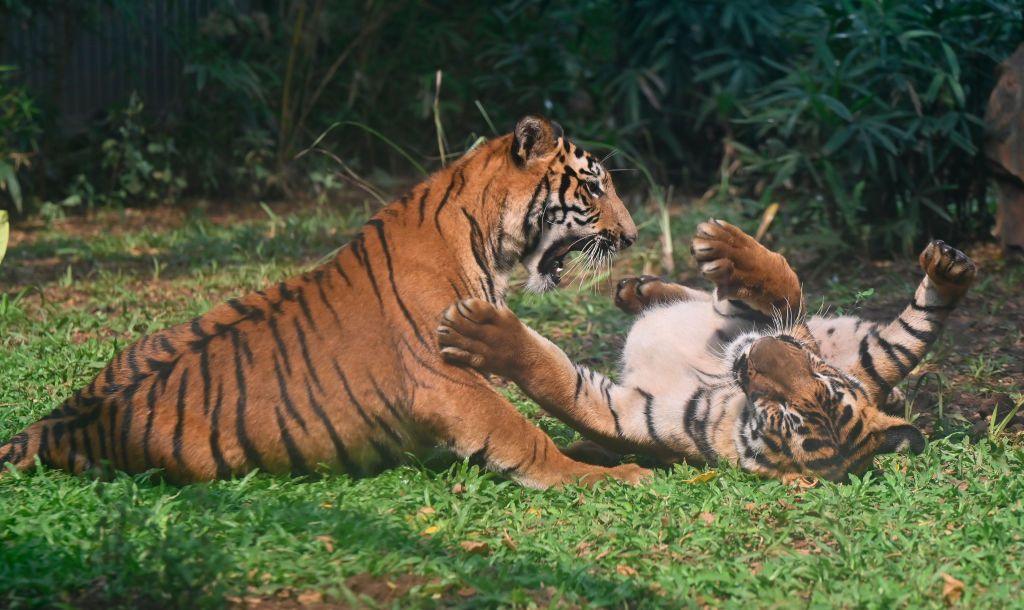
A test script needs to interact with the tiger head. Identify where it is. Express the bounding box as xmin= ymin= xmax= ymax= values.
xmin=734 ymin=334 xmax=925 ymax=481
xmin=504 ymin=116 xmax=637 ymax=292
